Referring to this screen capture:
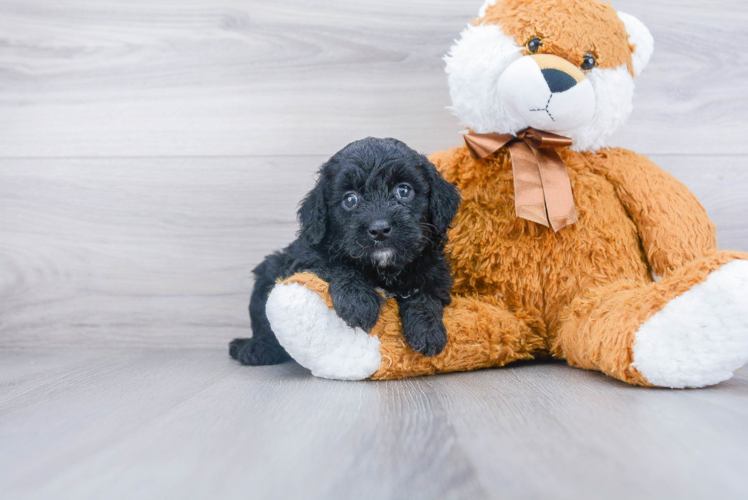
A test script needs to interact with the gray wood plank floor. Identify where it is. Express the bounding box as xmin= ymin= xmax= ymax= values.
xmin=1 ymin=0 xmax=748 ymax=498
xmin=1 ymin=349 xmax=748 ymax=500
